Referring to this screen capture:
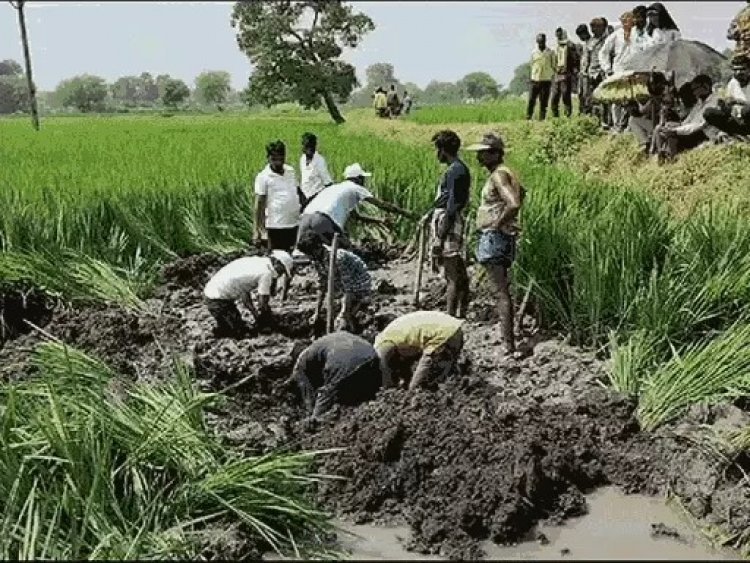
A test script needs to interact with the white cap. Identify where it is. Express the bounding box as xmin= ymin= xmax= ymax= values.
xmin=343 ymin=163 xmax=372 ymax=179
xmin=270 ymin=250 xmax=293 ymax=277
